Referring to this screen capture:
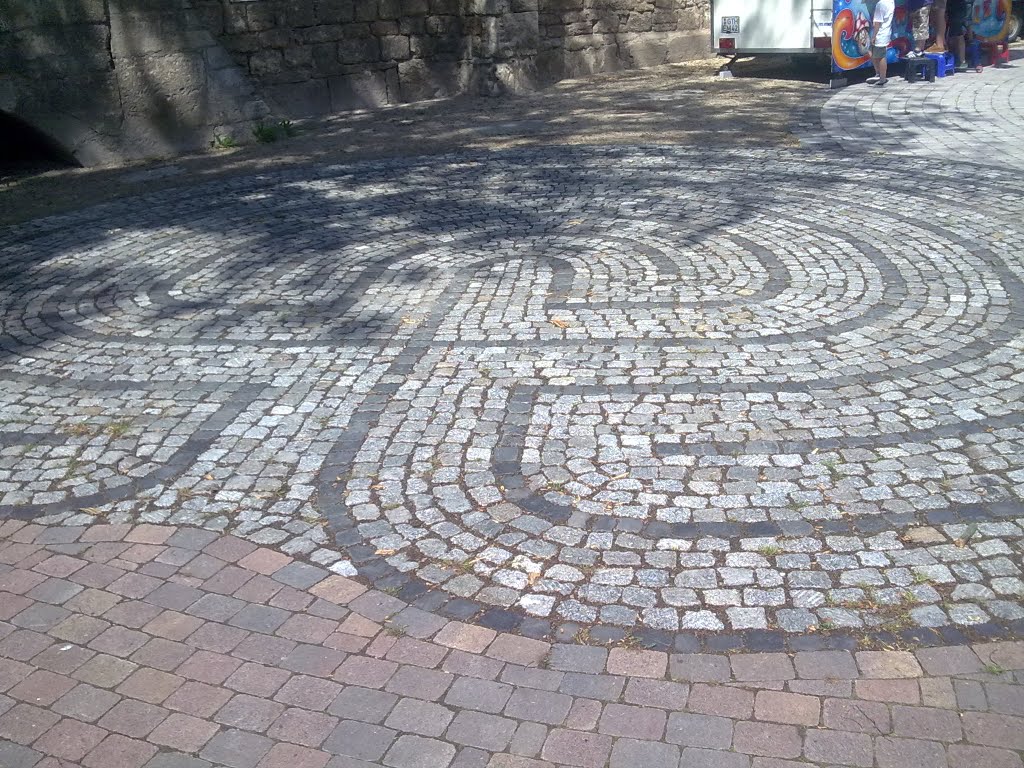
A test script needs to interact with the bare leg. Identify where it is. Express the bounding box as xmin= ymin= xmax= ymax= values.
xmin=931 ymin=0 xmax=948 ymax=50
xmin=871 ymin=55 xmax=888 ymax=81
xmin=951 ymin=35 xmax=966 ymax=64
